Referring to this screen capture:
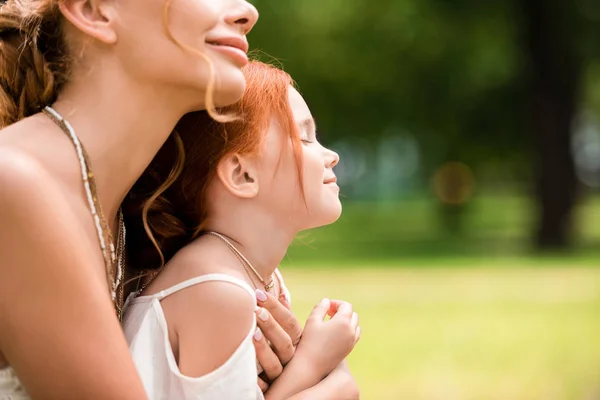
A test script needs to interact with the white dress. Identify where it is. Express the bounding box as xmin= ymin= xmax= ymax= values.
xmin=0 ymin=270 xmax=290 ymax=400
xmin=122 ymin=273 xmax=266 ymax=400
xmin=0 ymin=367 xmax=28 ymax=400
